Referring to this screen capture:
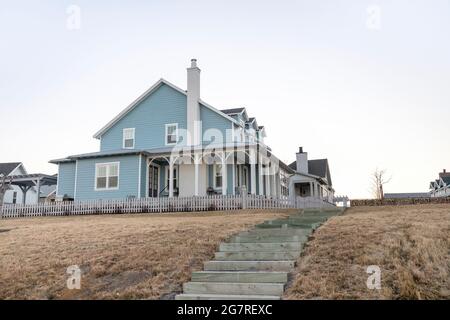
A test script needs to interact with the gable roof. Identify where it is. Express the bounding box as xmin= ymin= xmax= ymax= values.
xmin=0 ymin=162 xmax=22 ymax=176
xmin=220 ymin=108 xmax=245 ymax=115
xmin=442 ymin=176 xmax=450 ymax=186
xmin=288 ymin=159 xmax=332 ymax=186
xmin=93 ymin=78 xmax=241 ymax=139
